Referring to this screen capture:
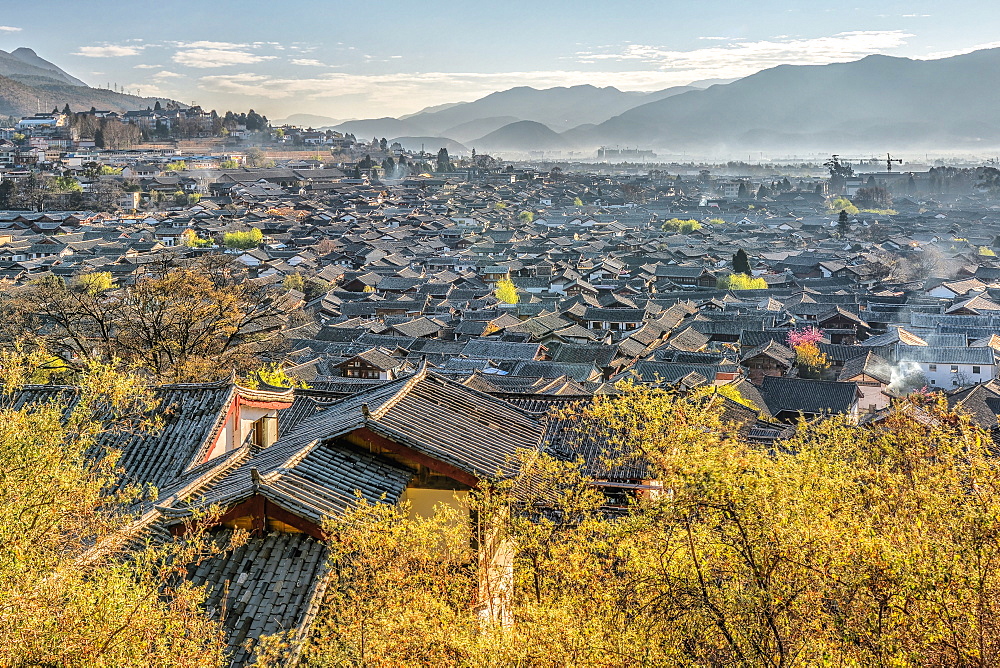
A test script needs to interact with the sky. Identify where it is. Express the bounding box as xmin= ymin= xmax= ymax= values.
xmin=2 ymin=0 xmax=999 ymax=121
